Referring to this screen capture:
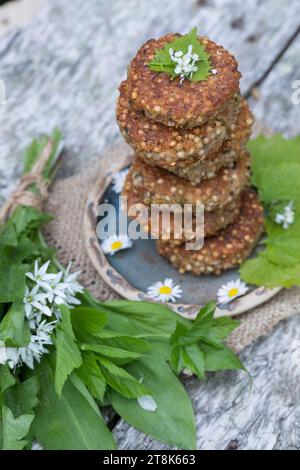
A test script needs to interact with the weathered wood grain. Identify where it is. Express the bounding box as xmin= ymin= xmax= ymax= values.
xmin=114 ymin=315 xmax=300 ymax=450
xmin=1 ymin=0 xmax=300 ymax=201
xmin=249 ymin=36 xmax=300 ymax=136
